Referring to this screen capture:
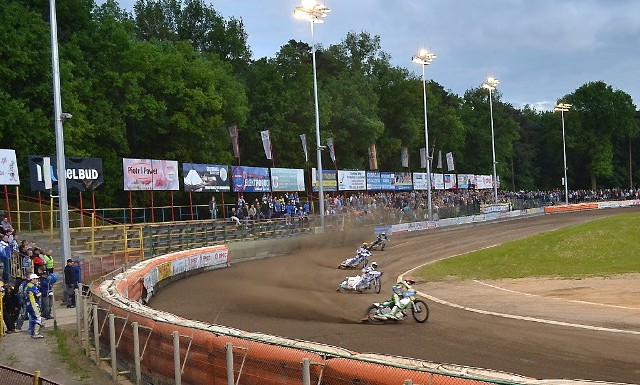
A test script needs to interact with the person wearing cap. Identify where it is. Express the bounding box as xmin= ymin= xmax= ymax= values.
xmin=64 ymin=259 xmax=76 ymax=308
xmin=25 ymin=273 xmax=44 ymax=338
